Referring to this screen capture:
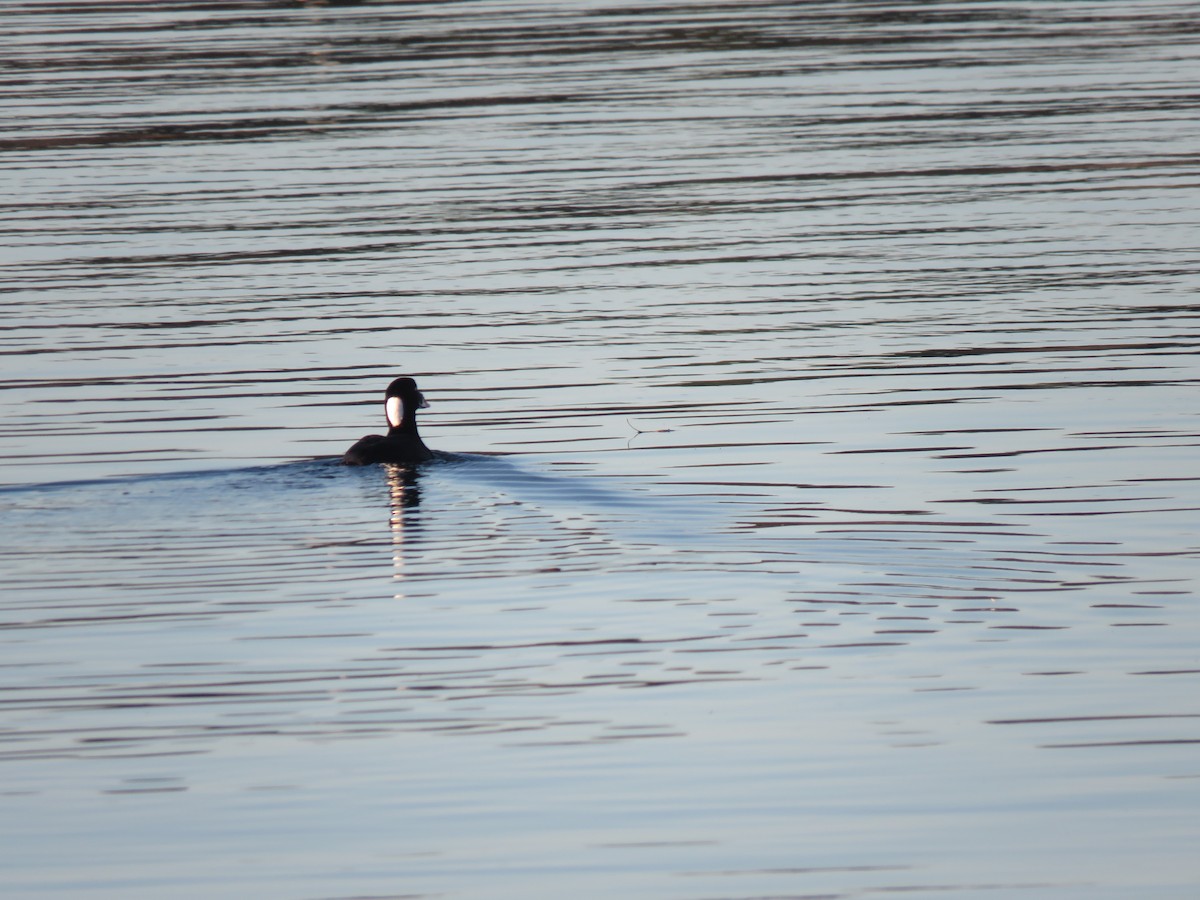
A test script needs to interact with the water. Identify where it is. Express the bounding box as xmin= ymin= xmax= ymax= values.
xmin=3 ymin=1 xmax=1200 ymax=897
